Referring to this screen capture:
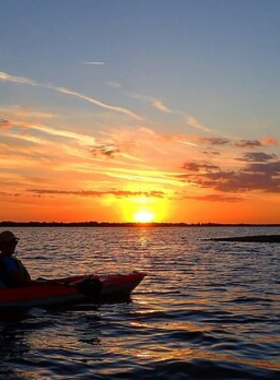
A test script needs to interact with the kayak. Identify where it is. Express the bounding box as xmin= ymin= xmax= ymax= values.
xmin=0 ymin=271 xmax=145 ymax=310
